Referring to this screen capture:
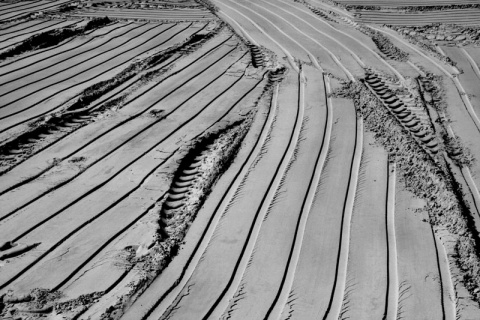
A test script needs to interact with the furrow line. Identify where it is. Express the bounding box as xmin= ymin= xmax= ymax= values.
xmin=384 ymin=161 xmax=398 ymax=320
xmin=0 ymin=66 xmax=254 ymax=291
xmin=0 ymin=48 xmax=245 ymax=225
xmin=135 ymin=80 xmax=275 ymax=320
xmin=0 ymin=23 xmax=192 ymax=127
xmin=263 ymin=73 xmax=332 ymax=320
xmin=247 ymin=0 xmax=356 ymax=80
xmin=0 ymin=36 xmax=235 ymax=197
xmin=0 ymin=19 xmax=71 ymax=45
xmin=0 ymin=22 xmax=155 ymax=99
xmin=0 ymin=21 xmax=123 ymax=72
xmin=72 ymin=74 xmax=269 ymax=317
xmin=322 ymin=116 xmax=363 ymax=320
xmin=200 ymin=68 xmax=304 ymax=320
xmin=0 ymin=21 xmax=134 ymax=85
